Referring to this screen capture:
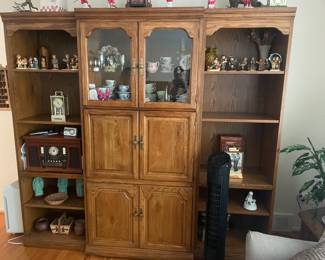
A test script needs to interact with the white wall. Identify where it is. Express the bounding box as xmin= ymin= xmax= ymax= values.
xmin=0 ymin=0 xmax=324 ymax=231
